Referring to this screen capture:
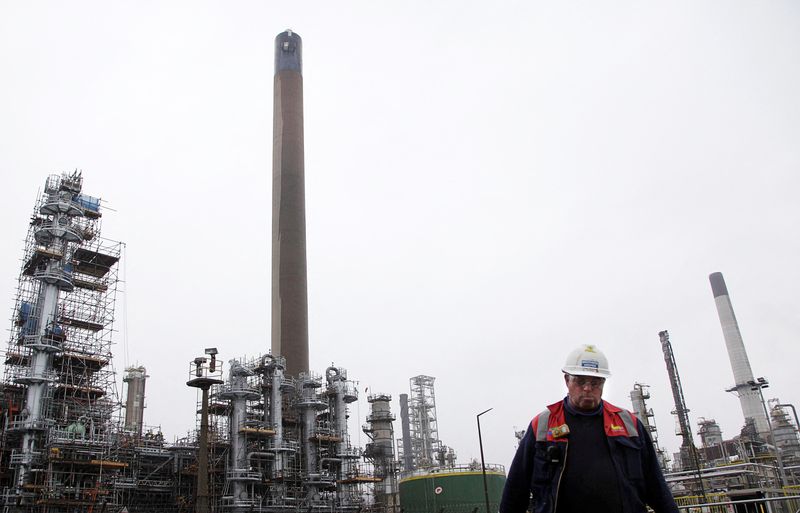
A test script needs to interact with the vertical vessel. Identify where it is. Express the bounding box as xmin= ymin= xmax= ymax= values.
xmin=123 ymin=366 xmax=148 ymax=437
